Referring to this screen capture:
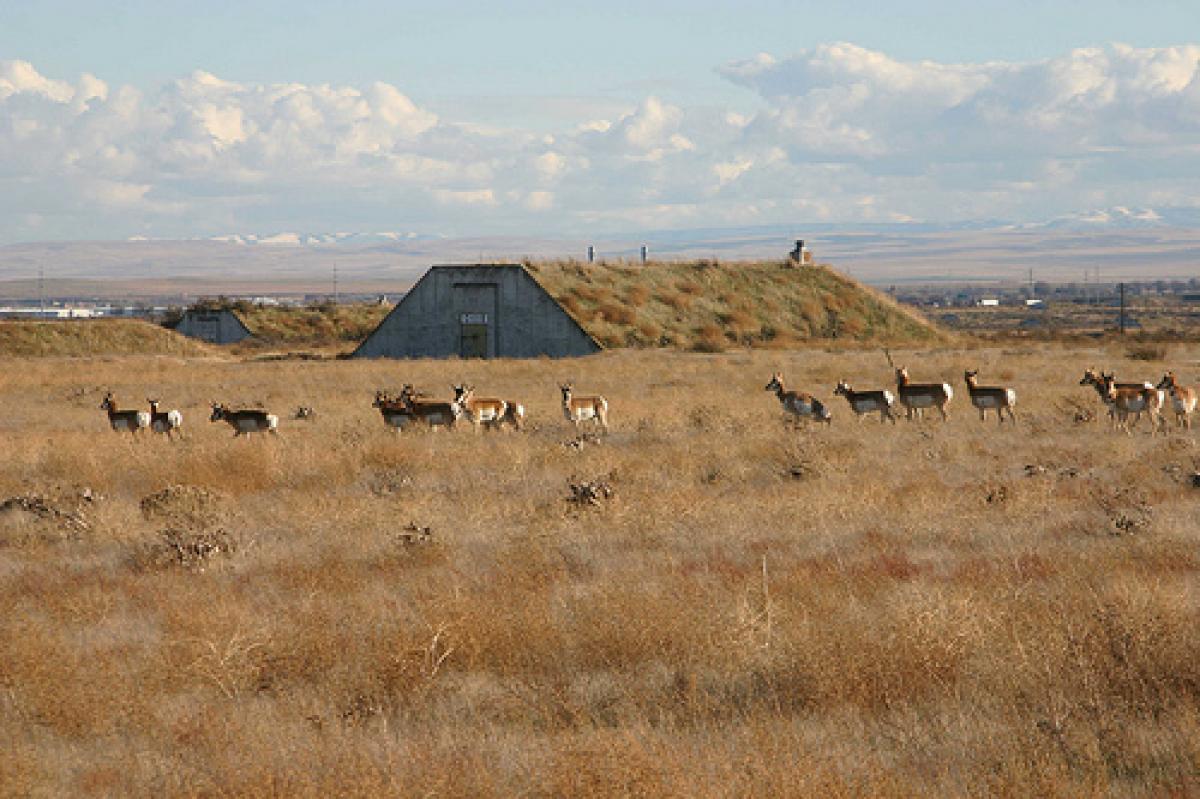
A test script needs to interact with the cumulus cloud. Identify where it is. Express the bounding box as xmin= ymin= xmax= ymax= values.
xmin=4 ymin=44 xmax=1200 ymax=241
